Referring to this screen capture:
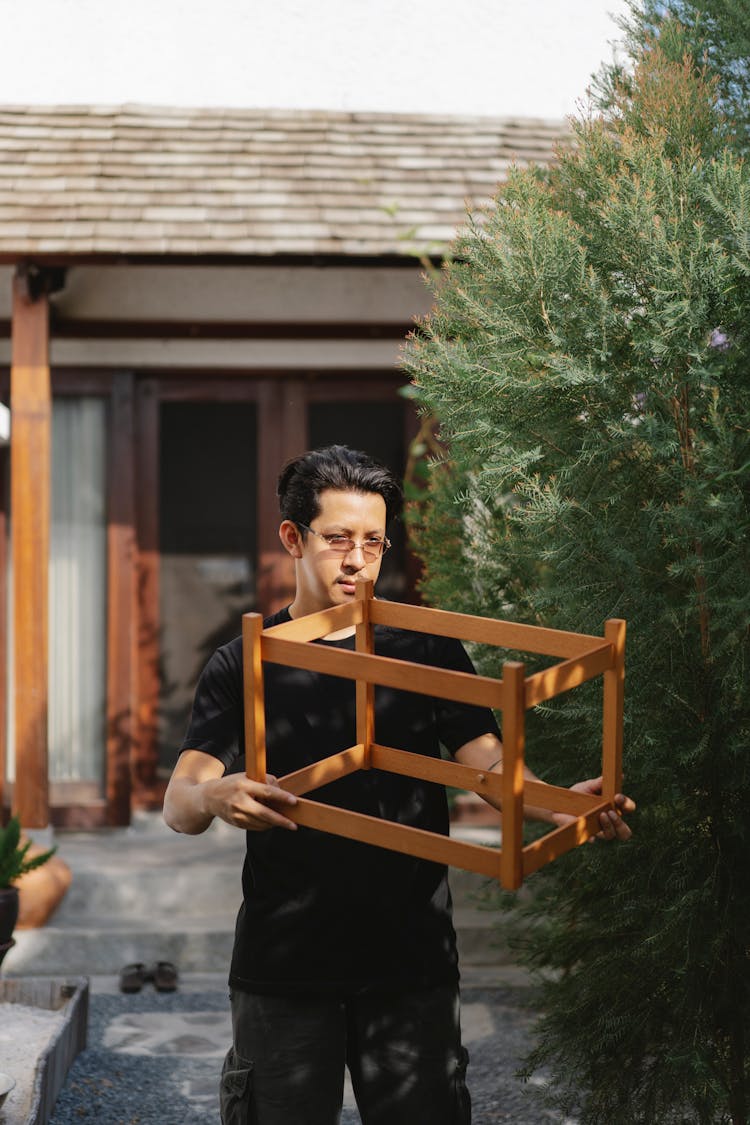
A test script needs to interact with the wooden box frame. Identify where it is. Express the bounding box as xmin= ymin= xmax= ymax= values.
xmin=243 ymin=582 xmax=625 ymax=890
